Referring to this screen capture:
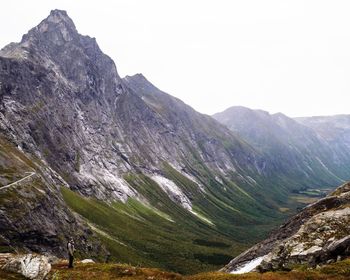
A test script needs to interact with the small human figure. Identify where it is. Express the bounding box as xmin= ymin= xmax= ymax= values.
xmin=67 ymin=238 xmax=75 ymax=268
